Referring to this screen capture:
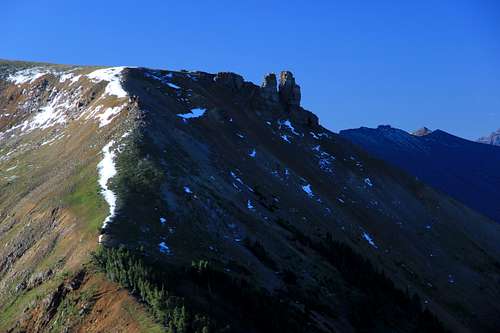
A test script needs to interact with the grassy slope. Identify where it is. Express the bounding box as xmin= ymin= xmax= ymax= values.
xmin=0 ymin=132 xmax=162 ymax=331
